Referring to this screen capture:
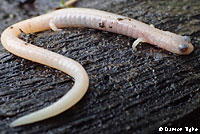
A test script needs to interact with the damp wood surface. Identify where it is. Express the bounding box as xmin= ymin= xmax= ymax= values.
xmin=0 ymin=0 xmax=200 ymax=134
